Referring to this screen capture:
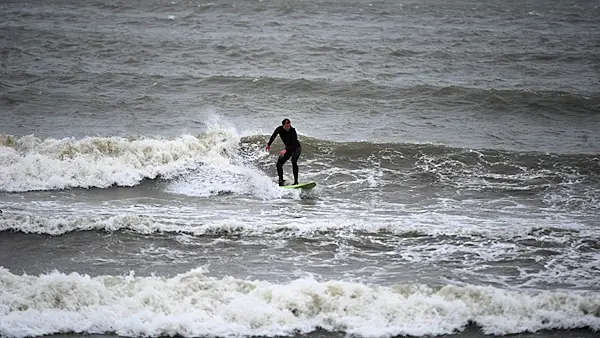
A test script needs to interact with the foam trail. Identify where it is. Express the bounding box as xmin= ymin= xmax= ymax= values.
xmin=164 ymin=144 xmax=288 ymax=200
xmin=1 ymin=267 xmax=599 ymax=338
